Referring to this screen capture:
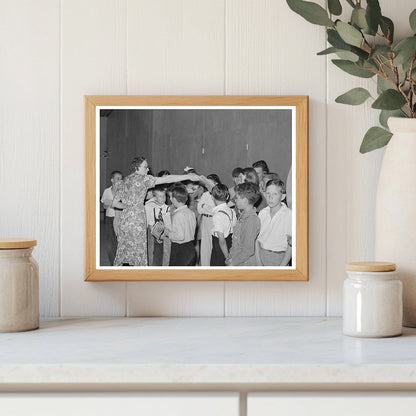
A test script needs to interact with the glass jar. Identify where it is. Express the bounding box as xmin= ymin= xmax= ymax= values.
xmin=0 ymin=239 xmax=39 ymax=332
xmin=343 ymin=261 xmax=402 ymax=338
